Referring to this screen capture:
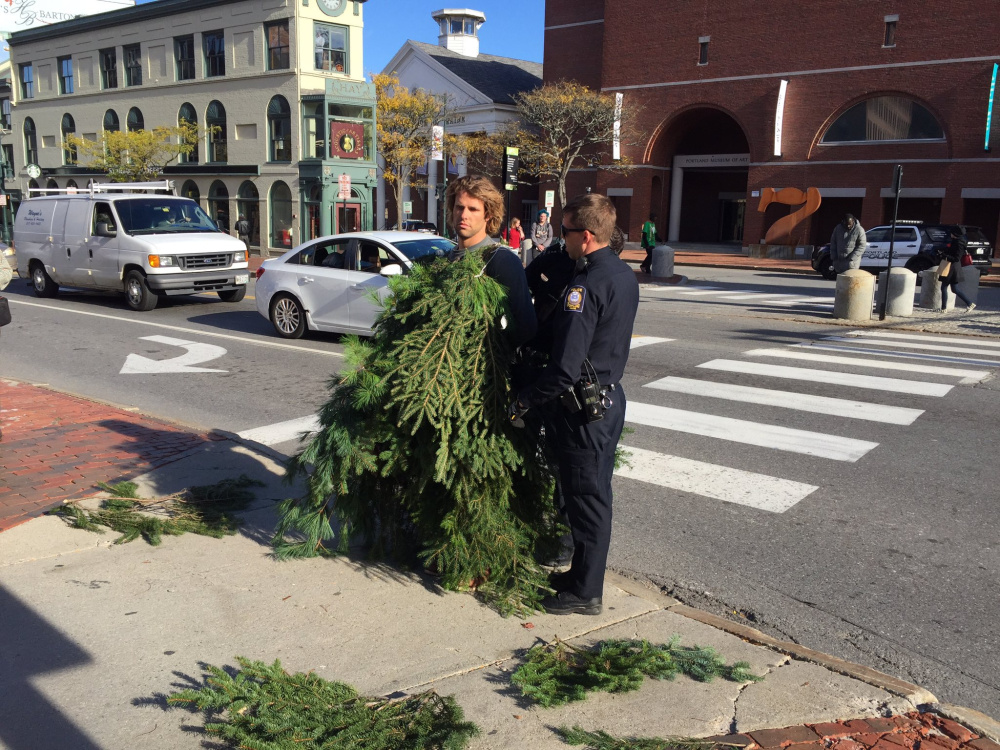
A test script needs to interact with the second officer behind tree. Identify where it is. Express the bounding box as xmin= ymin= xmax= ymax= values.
xmin=513 ymin=193 xmax=640 ymax=615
